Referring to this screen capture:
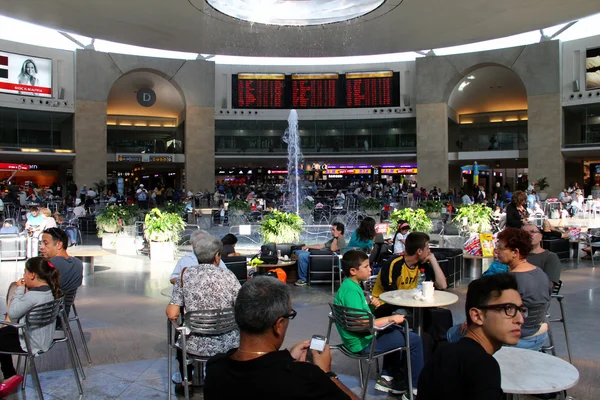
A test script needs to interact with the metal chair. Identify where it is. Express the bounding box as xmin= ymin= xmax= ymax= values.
xmin=542 ymin=280 xmax=573 ymax=364
xmin=1 ymin=298 xmax=83 ymax=399
xmin=327 ymin=303 xmax=413 ymax=400
xmin=168 ymin=308 xmax=237 ymax=400
xmin=62 ymin=291 xmax=93 ymax=365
